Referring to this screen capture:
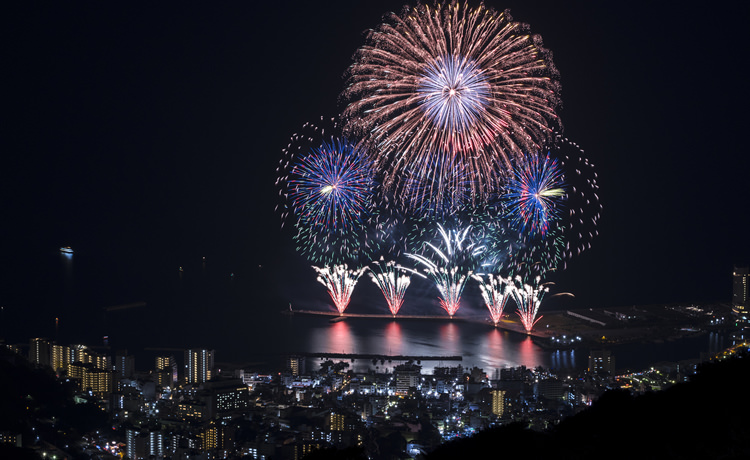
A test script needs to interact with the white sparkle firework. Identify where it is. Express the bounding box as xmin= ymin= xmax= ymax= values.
xmin=369 ymin=257 xmax=412 ymax=317
xmin=406 ymin=224 xmax=484 ymax=316
xmin=509 ymin=275 xmax=549 ymax=333
xmin=472 ymin=273 xmax=513 ymax=326
xmin=313 ymin=264 xmax=367 ymax=315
